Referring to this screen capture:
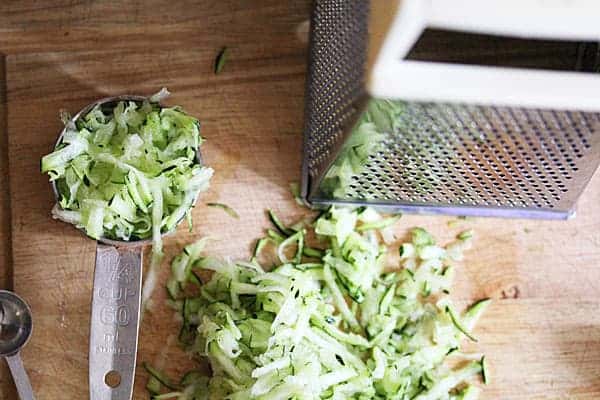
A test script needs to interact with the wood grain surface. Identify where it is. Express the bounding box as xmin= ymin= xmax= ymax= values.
xmin=0 ymin=1 xmax=599 ymax=399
